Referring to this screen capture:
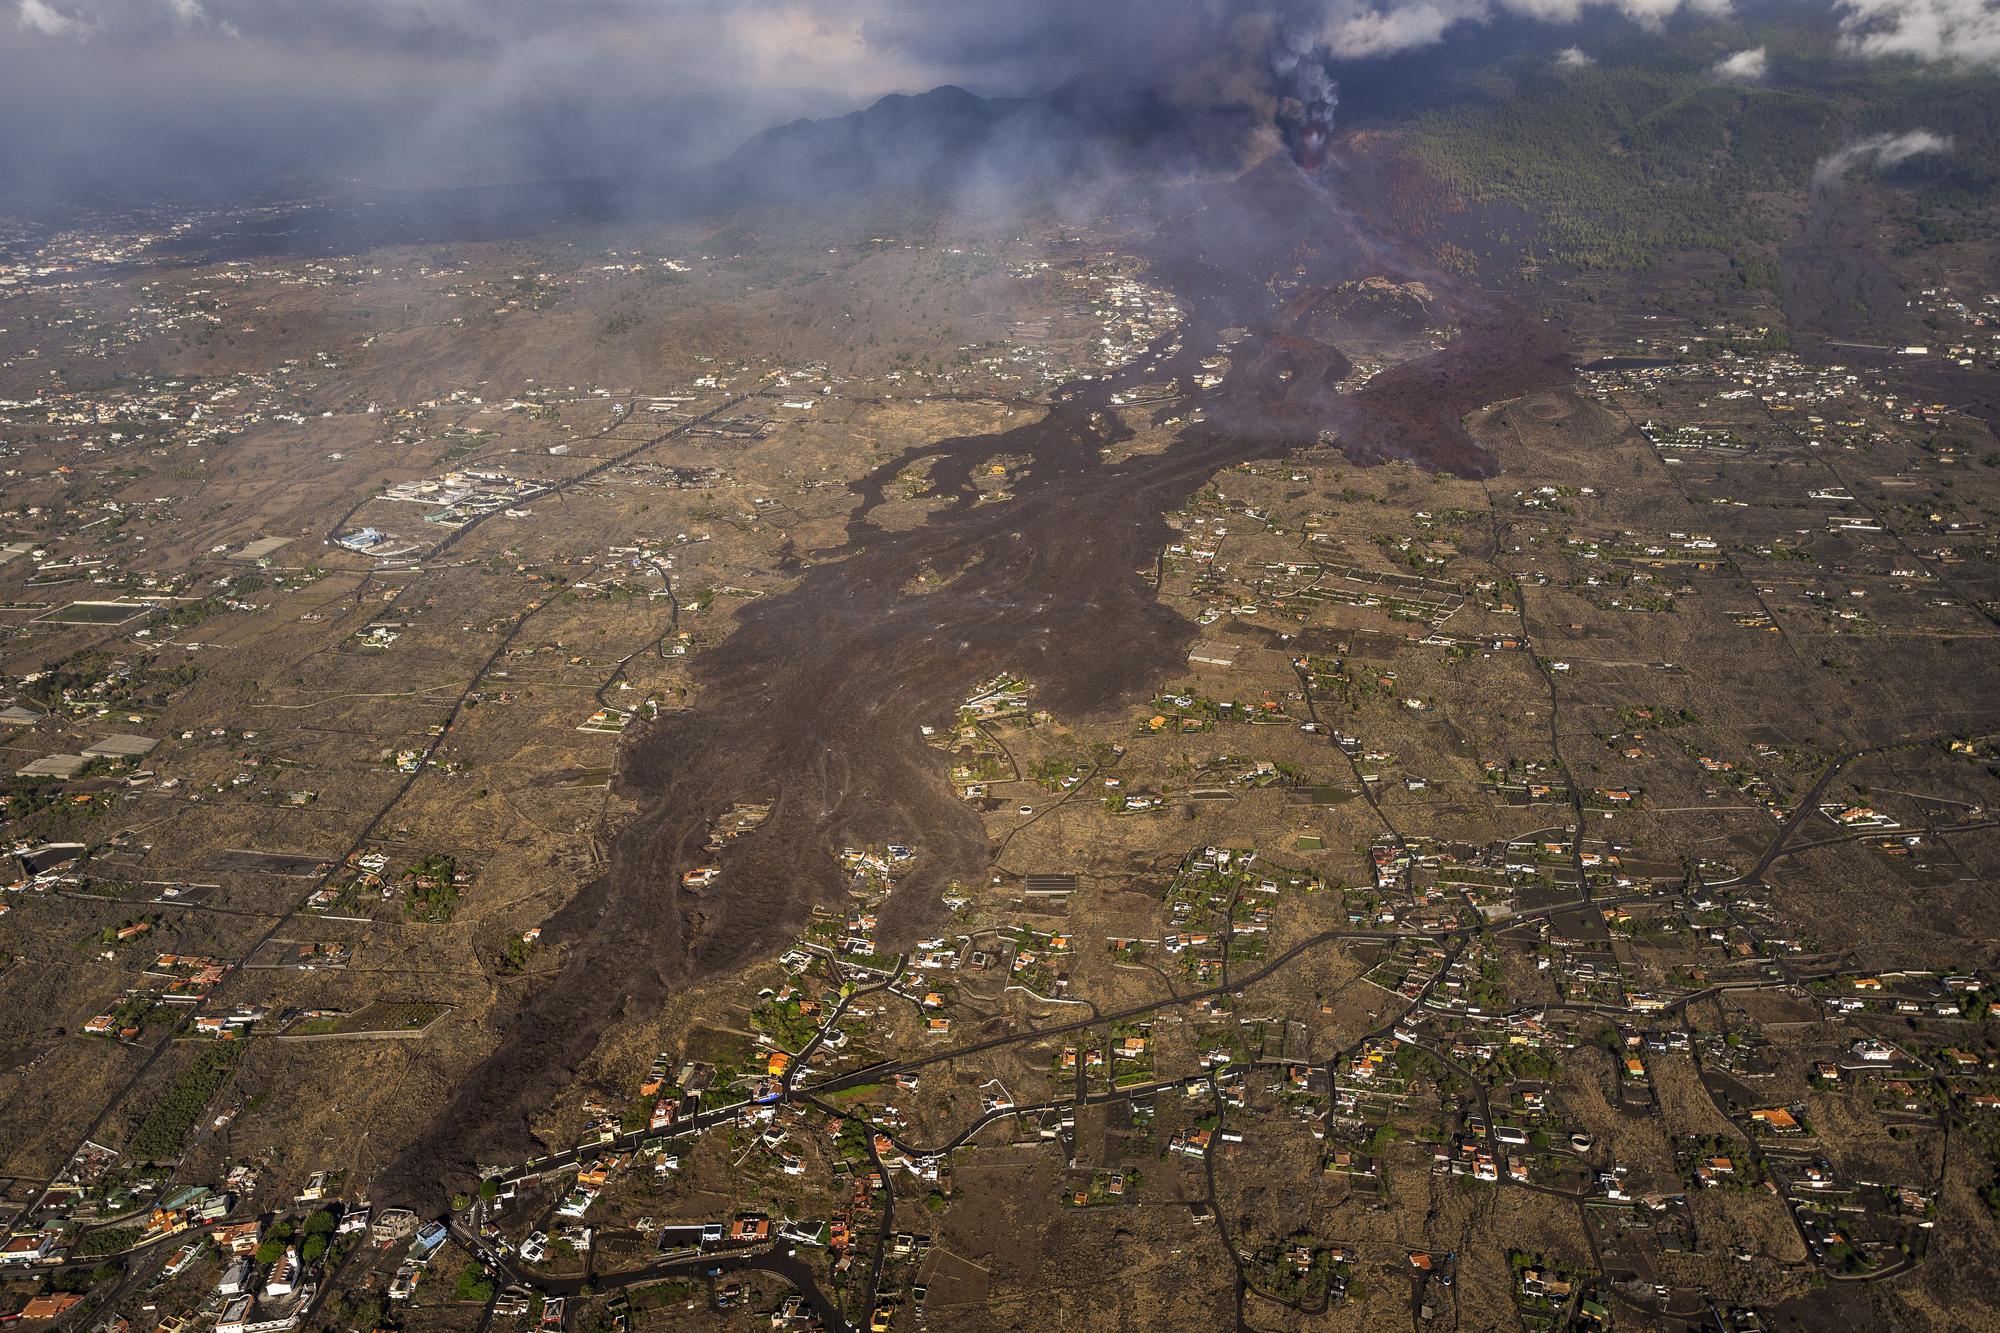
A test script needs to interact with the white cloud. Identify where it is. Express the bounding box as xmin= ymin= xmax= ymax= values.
xmin=1498 ymin=0 xmax=1728 ymax=24
xmin=1554 ymin=43 xmax=1593 ymax=64
xmin=17 ymin=0 xmax=207 ymax=36
xmin=1320 ymin=0 xmax=1484 ymax=58
xmin=1711 ymin=44 xmax=1766 ymax=80
xmin=0 ymin=0 xmax=1836 ymax=200
xmin=18 ymin=0 xmax=87 ymax=35
xmin=1837 ymin=0 xmax=2000 ymax=66
xmin=0 ymin=0 xmax=1755 ymax=69
xmin=1616 ymin=0 xmax=1730 ymax=30
xmin=1315 ymin=0 xmax=1735 ymax=59
xmin=1811 ymin=128 xmax=1953 ymax=186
